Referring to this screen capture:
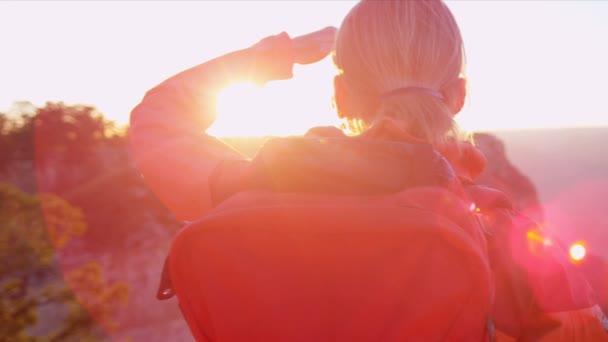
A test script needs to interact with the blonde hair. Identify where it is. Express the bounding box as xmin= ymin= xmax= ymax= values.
xmin=334 ymin=0 xmax=466 ymax=146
